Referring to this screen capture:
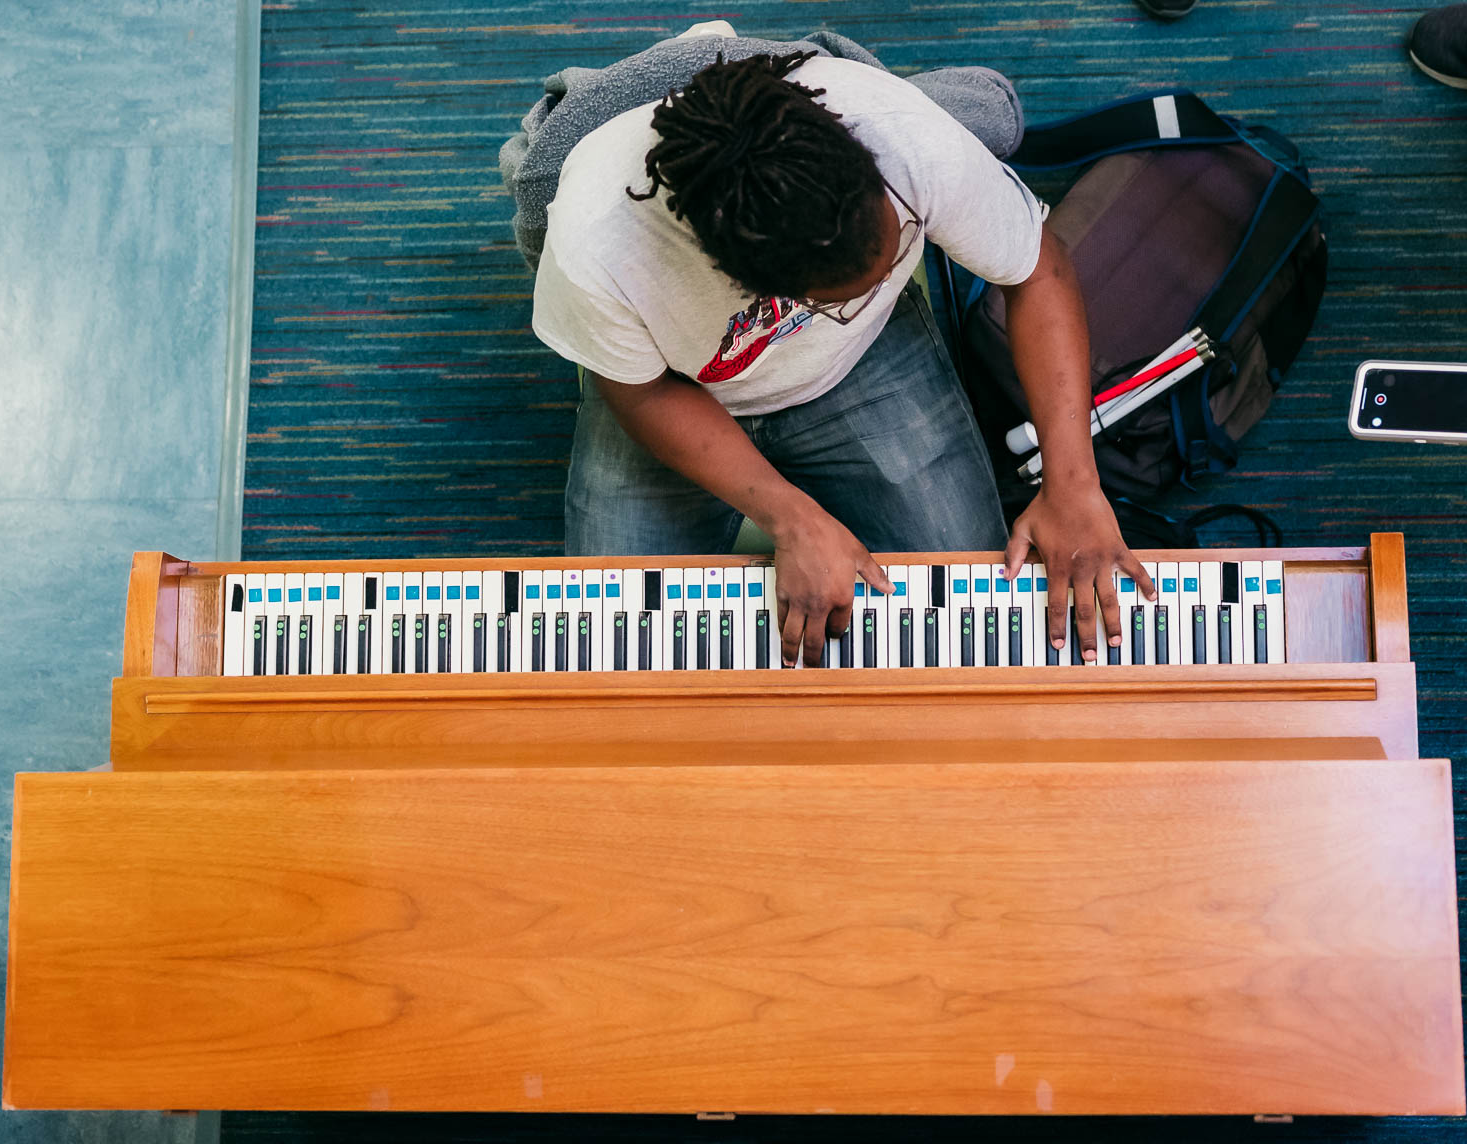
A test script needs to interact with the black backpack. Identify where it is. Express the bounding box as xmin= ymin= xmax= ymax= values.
xmin=940 ymin=90 xmax=1327 ymax=505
